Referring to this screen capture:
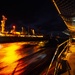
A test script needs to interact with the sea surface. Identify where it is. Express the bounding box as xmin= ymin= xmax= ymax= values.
xmin=0 ymin=41 xmax=56 ymax=75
